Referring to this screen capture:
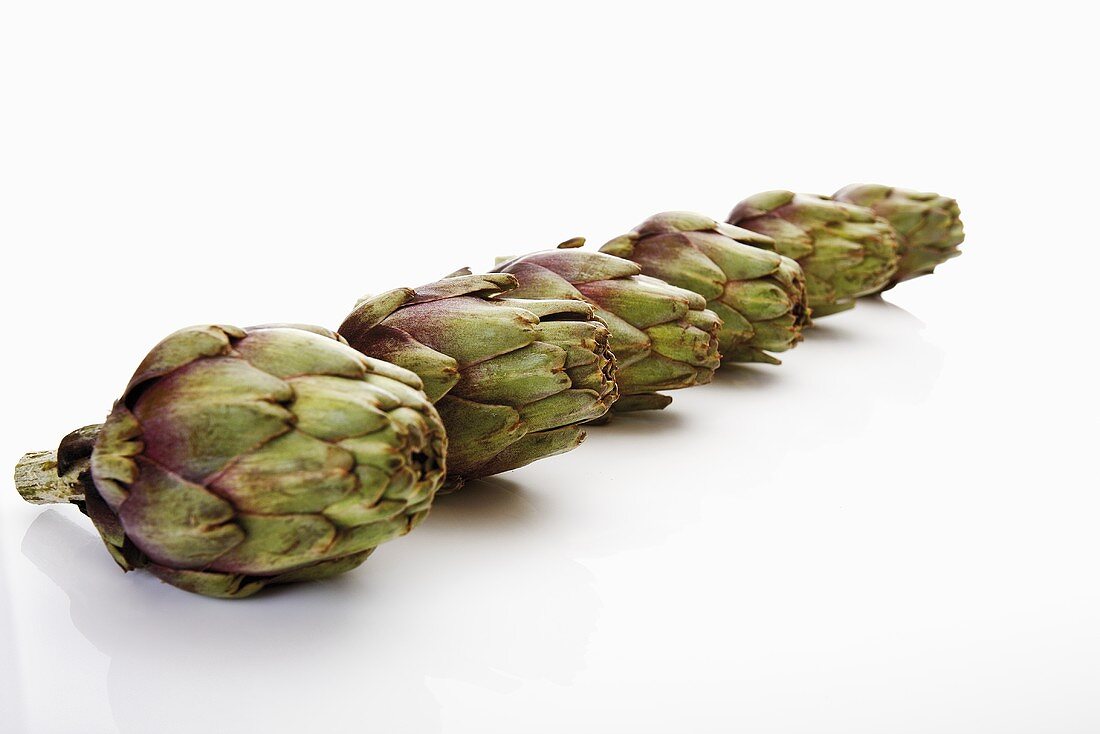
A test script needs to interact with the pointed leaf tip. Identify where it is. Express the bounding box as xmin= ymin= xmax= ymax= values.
xmin=340 ymin=287 xmax=417 ymax=335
